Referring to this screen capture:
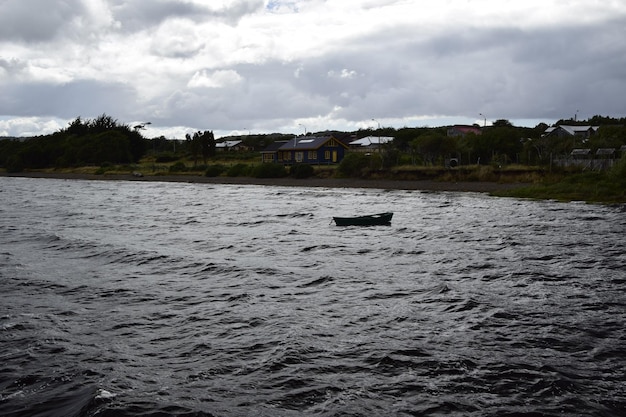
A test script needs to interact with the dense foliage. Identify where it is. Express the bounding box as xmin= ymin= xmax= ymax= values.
xmin=494 ymin=159 xmax=626 ymax=203
xmin=289 ymin=164 xmax=315 ymax=179
xmin=204 ymin=164 xmax=226 ymax=177
xmin=1 ymin=114 xmax=625 ymax=177
xmin=250 ymin=163 xmax=287 ymax=178
xmin=0 ymin=114 xmax=145 ymax=170
xmin=337 ymin=153 xmax=371 ymax=177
